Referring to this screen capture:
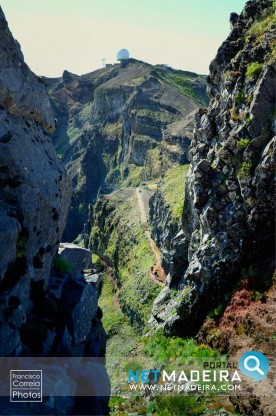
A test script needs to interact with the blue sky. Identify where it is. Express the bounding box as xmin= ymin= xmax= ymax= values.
xmin=1 ymin=0 xmax=247 ymax=77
